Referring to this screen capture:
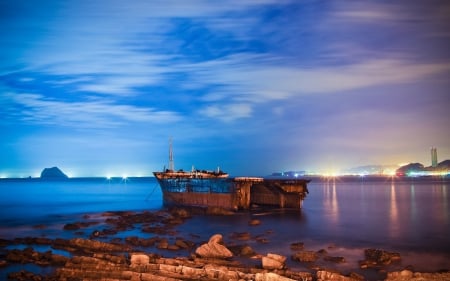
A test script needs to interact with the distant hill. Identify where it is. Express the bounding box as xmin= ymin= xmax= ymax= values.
xmin=438 ymin=160 xmax=450 ymax=168
xmin=40 ymin=167 xmax=68 ymax=179
xmin=396 ymin=163 xmax=424 ymax=175
xmin=396 ymin=160 xmax=450 ymax=176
